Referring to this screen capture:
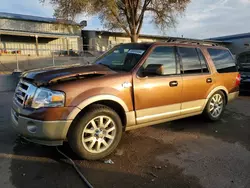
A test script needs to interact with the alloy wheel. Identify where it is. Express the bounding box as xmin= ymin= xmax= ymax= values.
xmin=209 ymin=94 xmax=224 ymax=118
xmin=81 ymin=116 xmax=116 ymax=153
